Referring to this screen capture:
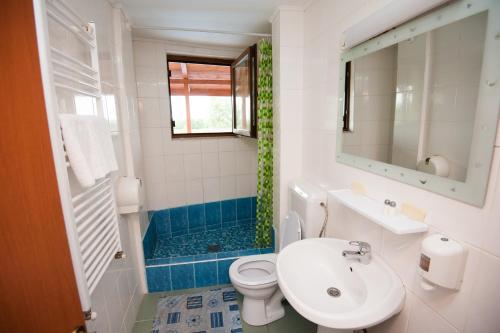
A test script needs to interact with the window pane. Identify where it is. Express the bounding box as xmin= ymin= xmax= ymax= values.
xmin=168 ymin=60 xmax=232 ymax=135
